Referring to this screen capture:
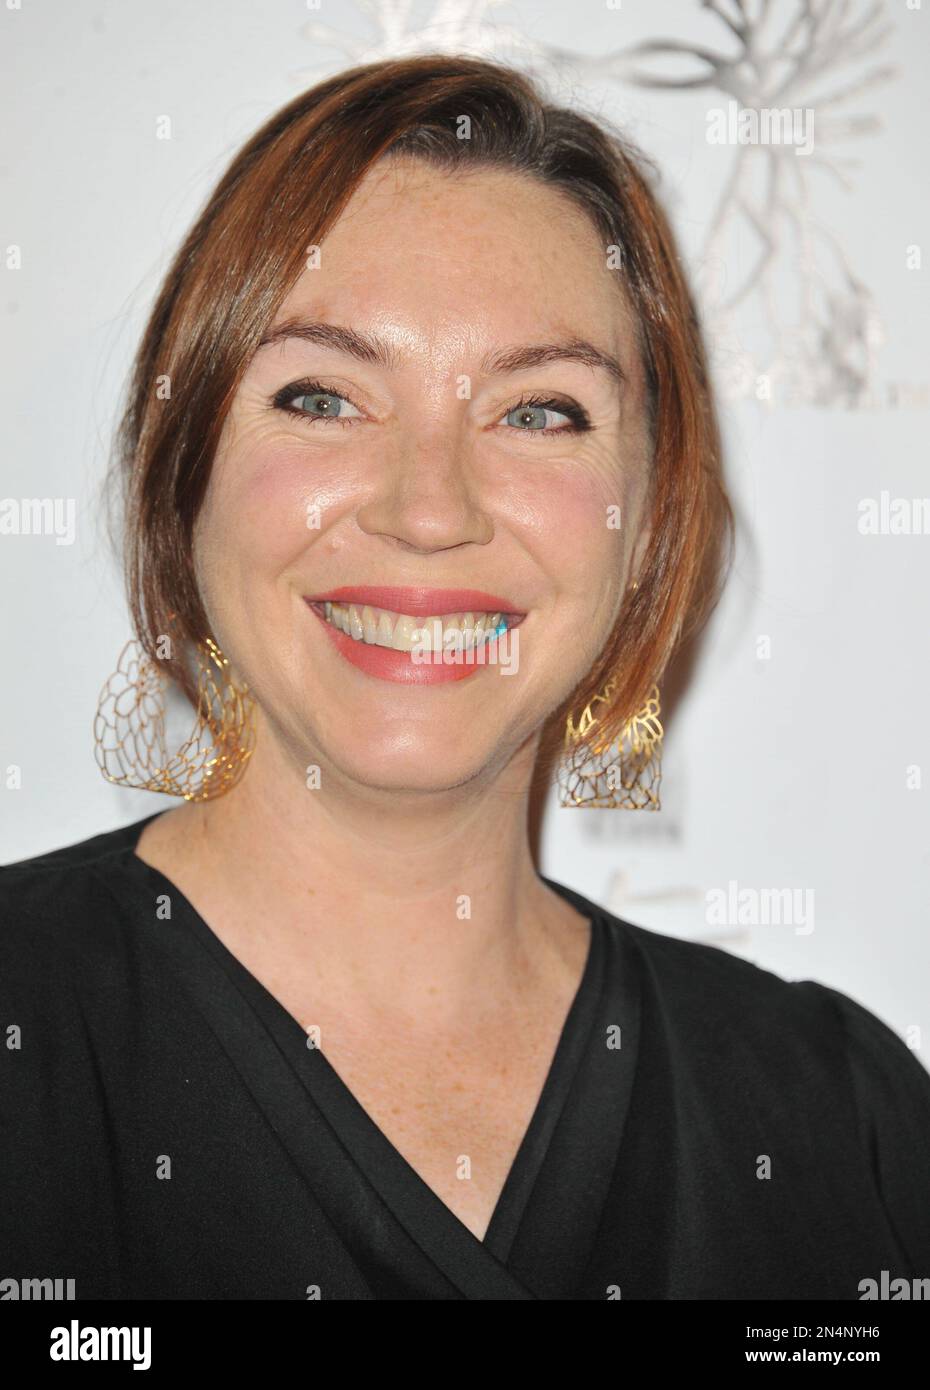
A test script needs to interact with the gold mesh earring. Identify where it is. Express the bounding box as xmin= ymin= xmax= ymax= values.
xmin=557 ymin=679 xmax=663 ymax=810
xmin=558 ymin=575 xmax=663 ymax=809
xmin=93 ymin=632 xmax=256 ymax=802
